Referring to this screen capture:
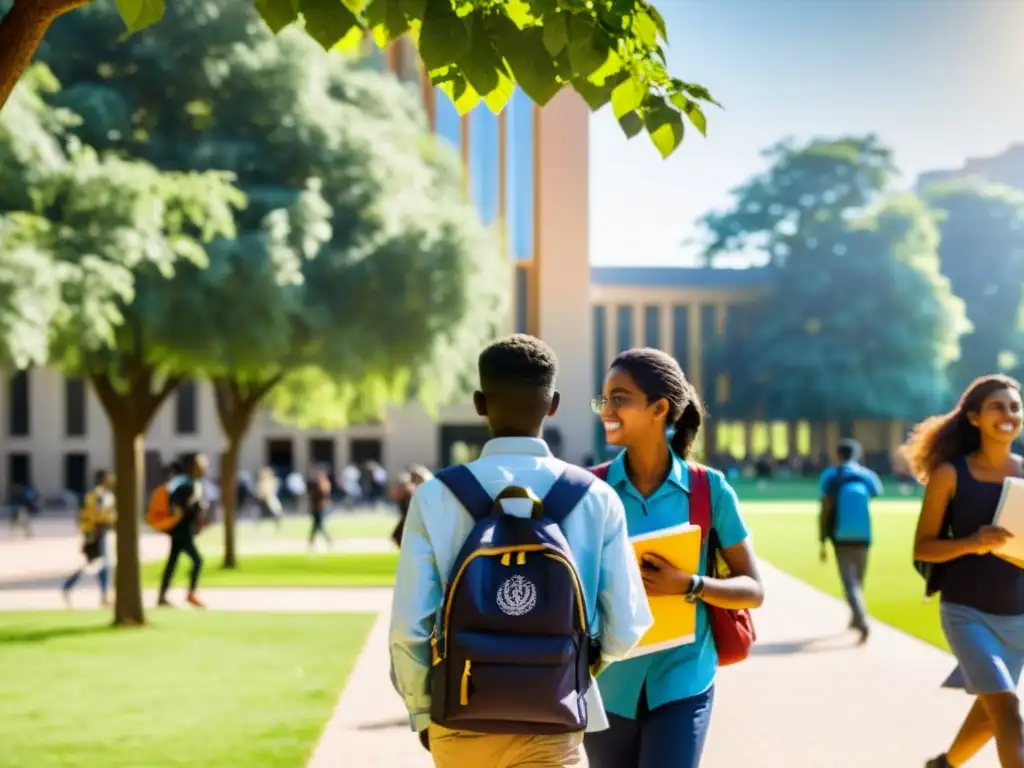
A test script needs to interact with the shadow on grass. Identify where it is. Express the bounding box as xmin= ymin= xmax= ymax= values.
xmin=751 ymin=632 xmax=858 ymax=656
xmin=0 ymin=623 xmax=115 ymax=646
